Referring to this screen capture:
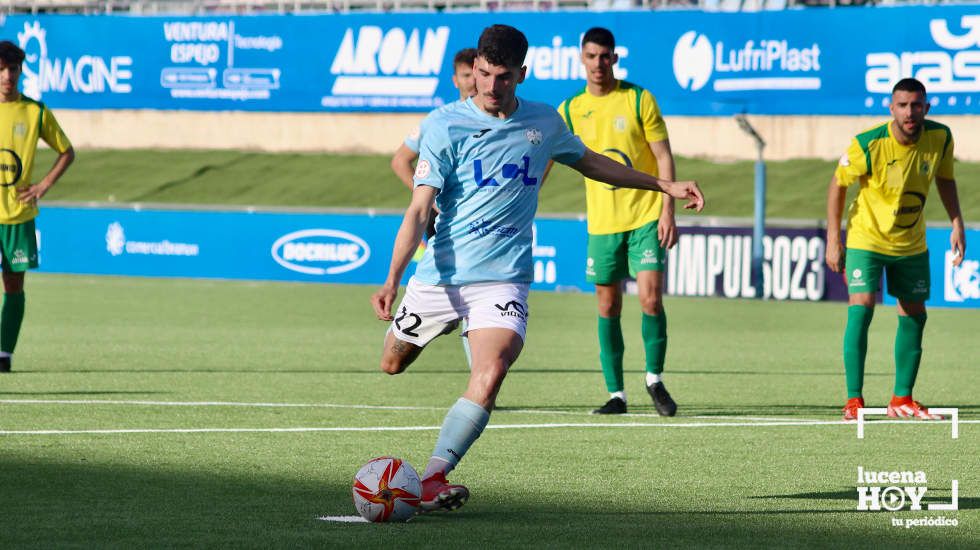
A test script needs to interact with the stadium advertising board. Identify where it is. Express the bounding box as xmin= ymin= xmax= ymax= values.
xmin=34 ymin=206 xmax=586 ymax=291
xmin=664 ymin=226 xmax=847 ymax=302
xmin=2 ymin=6 xmax=978 ymax=114
xmin=35 ymin=205 xmax=977 ymax=307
